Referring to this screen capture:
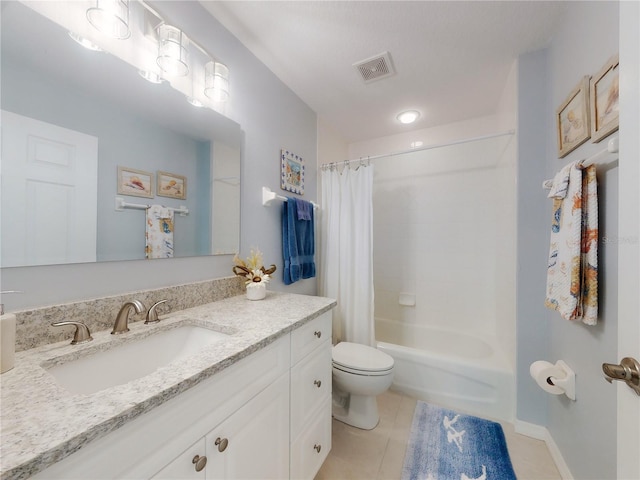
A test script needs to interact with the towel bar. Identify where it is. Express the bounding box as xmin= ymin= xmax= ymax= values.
xmin=542 ymin=136 xmax=619 ymax=189
xmin=262 ymin=187 xmax=319 ymax=209
xmin=115 ymin=197 xmax=189 ymax=216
